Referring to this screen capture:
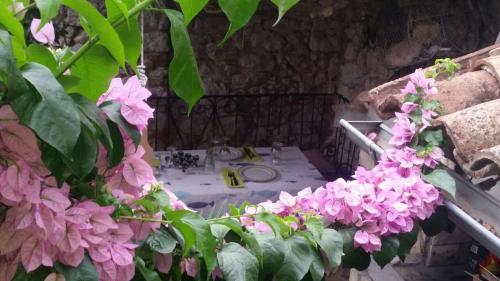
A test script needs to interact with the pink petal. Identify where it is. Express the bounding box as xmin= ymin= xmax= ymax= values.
xmin=122 ymin=157 xmax=155 ymax=187
xmin=41 ymin=188 xmax=71 ymax=212
xmin=30 ymin=19 xmax=55 ymax=45
xmin=120 ymin=101 xmax=154 ymax=127
xmin=123 ymin=76 xmax=152 ymax=100
xmin=58 ymin=247 xmax=84 ymax=267
xmin=59 ymin=223 xmax=82 ymax=252
xmin=110 ymin=244 xmax=133 ymax=266
xmin=1 ymin=123 xmax=41 ymax=162
xmin=89 ymin=245 xmax=112 ymax=263
xmin=155 ymin=253 xmax=173 ymax=273
xmin=21 ymin=237 xmax=44 ymax=272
